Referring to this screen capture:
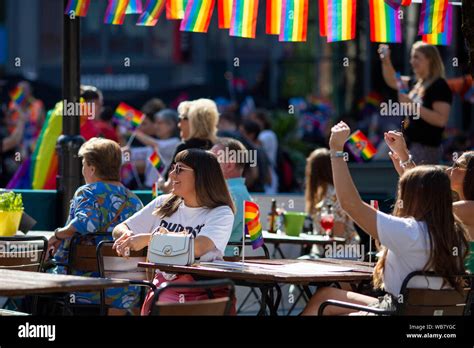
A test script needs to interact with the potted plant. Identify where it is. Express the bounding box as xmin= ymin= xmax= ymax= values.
xmin=0 ymin=191 xmax=24 ymax=236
